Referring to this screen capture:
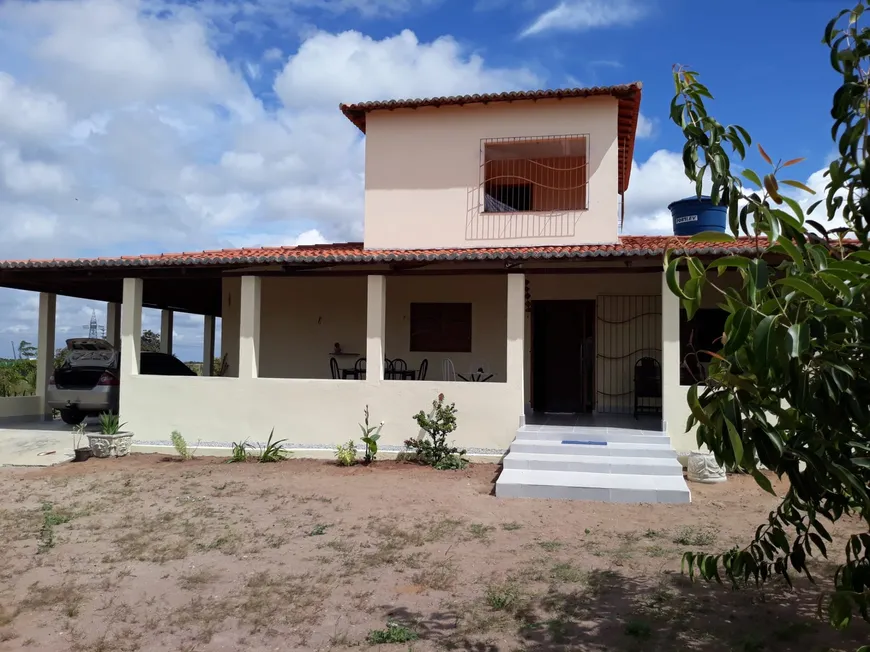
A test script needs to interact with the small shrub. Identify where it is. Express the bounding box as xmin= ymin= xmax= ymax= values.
xmin=98 ymin=412 xmax=125 ymax=435
xmin=38 ymin=503 xmax=72 ymax=553
xmin=672 ymin=526 xmax=716 ymax=546
xmin=71 ymin=423 xmax=87 ymax=450
xmin=171 ymin=430 xmax=192 ymax=460
xmin=484 ymin=581 xmax=521 ymax=611
xmin=469 ymin=523 xmax=494 ymax=540
xmin=227 ymin=439 xmax=251 ymax=463
xmin=359 ymin=404 xmax=383 ymax=463
xmin=366 ymin=622 xmax=418 ymax=644
xmin=258 ymin=429 xmax=289 ymax=463
xmin=309 ymin=524 xmax=329 ymax=536
xmin=405 ymin=393 xmax=466 ymax=468
xmin=334 ymin=440 xmax=358 ymax=467
xmin=501 ymin=521 xmax=523 ymax=531
xmin=538 ymin=540 xmax=563 ymax=552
